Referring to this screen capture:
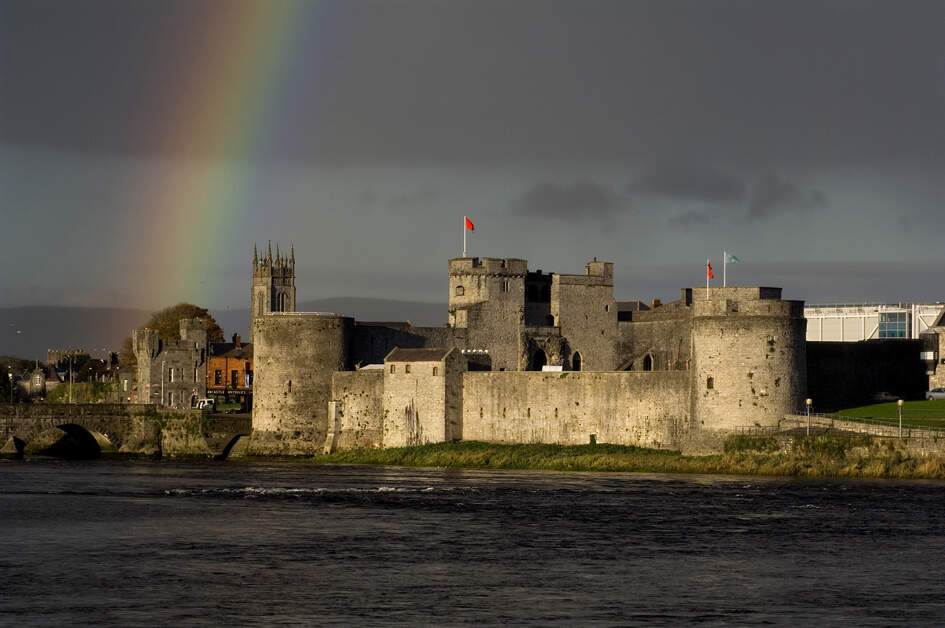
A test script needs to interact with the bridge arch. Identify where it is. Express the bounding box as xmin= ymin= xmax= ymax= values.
xmin=24 ymin=424 xmax=114 ymax=459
